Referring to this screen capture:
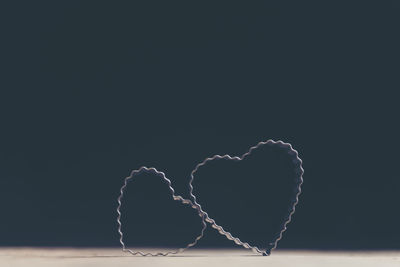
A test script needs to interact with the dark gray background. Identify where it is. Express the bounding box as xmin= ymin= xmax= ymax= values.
xmin=1 ymin=1 xmax=399 ymax=250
